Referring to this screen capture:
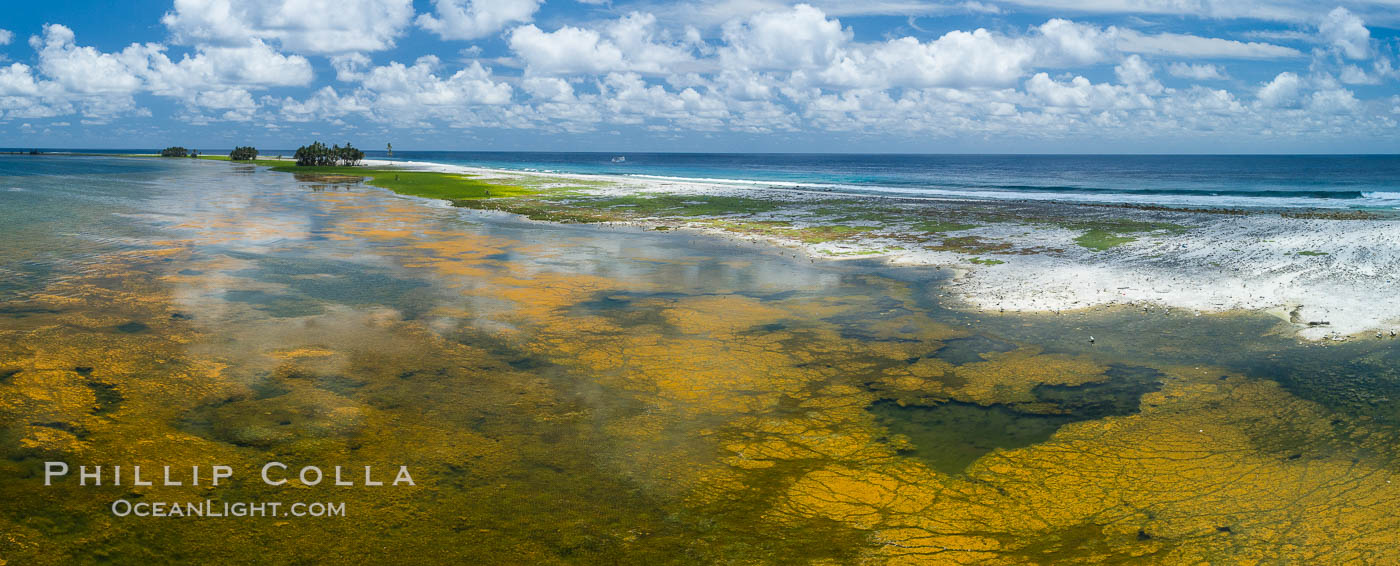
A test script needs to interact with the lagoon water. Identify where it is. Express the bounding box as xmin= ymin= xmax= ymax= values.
xmin=4 ymin=154 xmax=1400 ymax=563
